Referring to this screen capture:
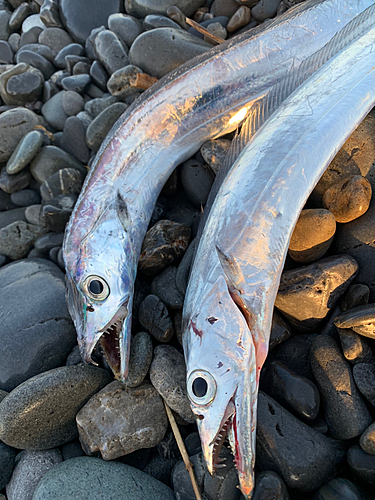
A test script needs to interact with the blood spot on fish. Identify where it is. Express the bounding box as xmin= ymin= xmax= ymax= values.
xmin=217 ymin=361 xmax=223 ymax=368
xmin=207 ymin=316 xmax=218 ymax=325
xmin=190 ymin=319 xmax=203 ymax=338
xmin=86 ymin=305 xmax=94 ymax=312
xmin=196 ymin=414 xmax=204 ymax=420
